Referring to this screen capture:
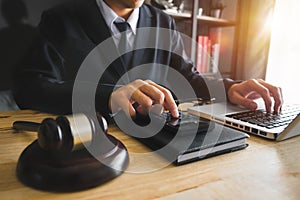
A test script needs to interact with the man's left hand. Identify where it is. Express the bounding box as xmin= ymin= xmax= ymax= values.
xmin=227 ymin=79 xmax=283 ymax=113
